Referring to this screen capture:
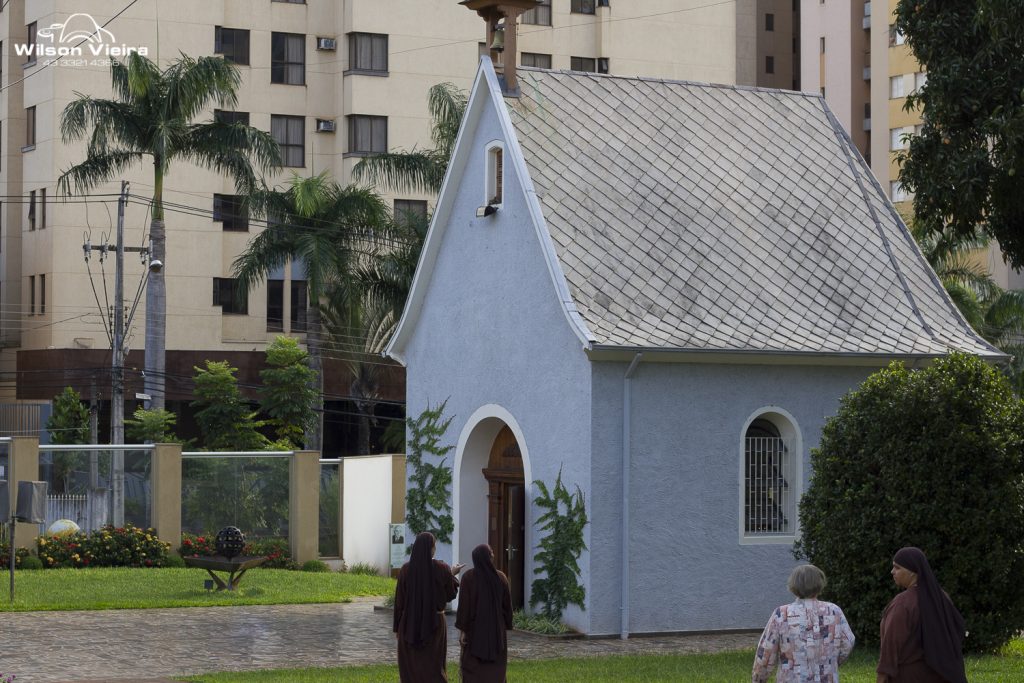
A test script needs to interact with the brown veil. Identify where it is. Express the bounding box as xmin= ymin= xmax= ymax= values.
xmin=402 ymin=532 xmax=439 ymax=647
xmin=469 ymin=543 xmax=505 ymax=661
